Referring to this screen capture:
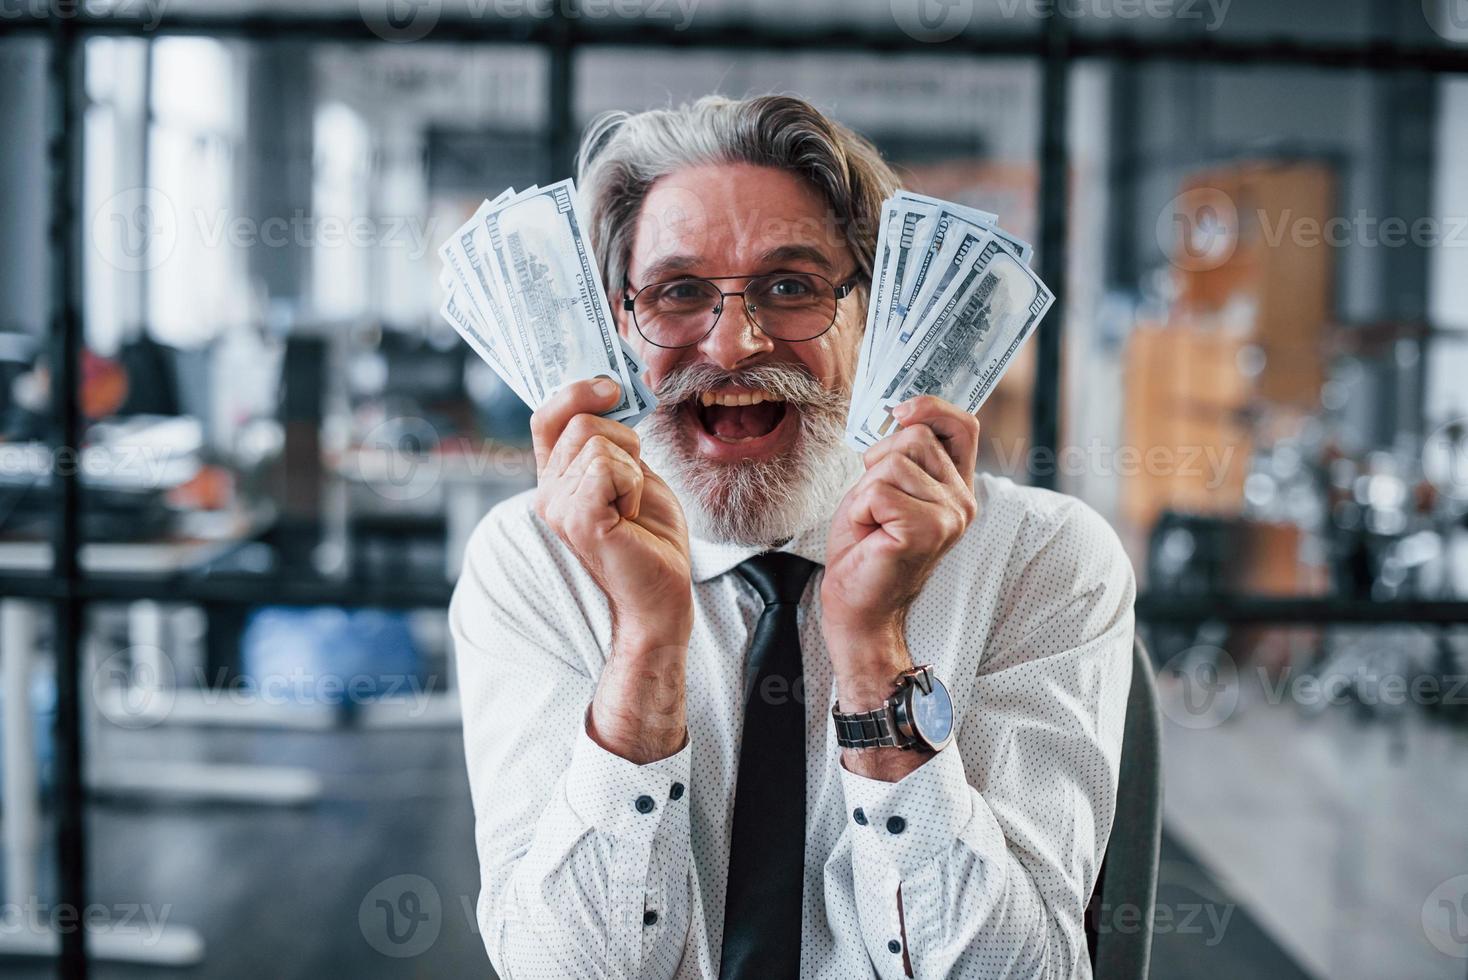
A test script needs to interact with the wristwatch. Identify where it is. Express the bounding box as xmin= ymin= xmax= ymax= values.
xmin=831 ymin=665 xmax=955 ymax=752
